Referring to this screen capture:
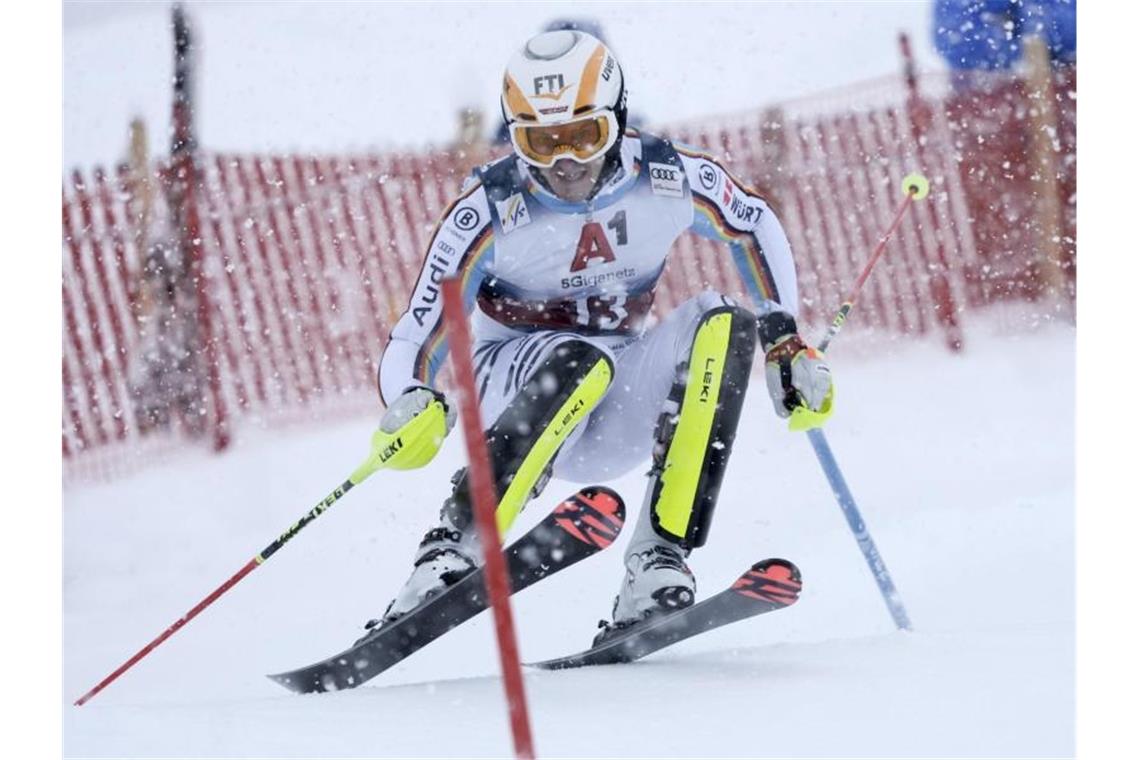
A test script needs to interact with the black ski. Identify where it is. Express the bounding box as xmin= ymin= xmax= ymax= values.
xmin=529 ymin=558 xmax=801 ymax=670
xmin=268 ymin=485 xmax=625 ymax=694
